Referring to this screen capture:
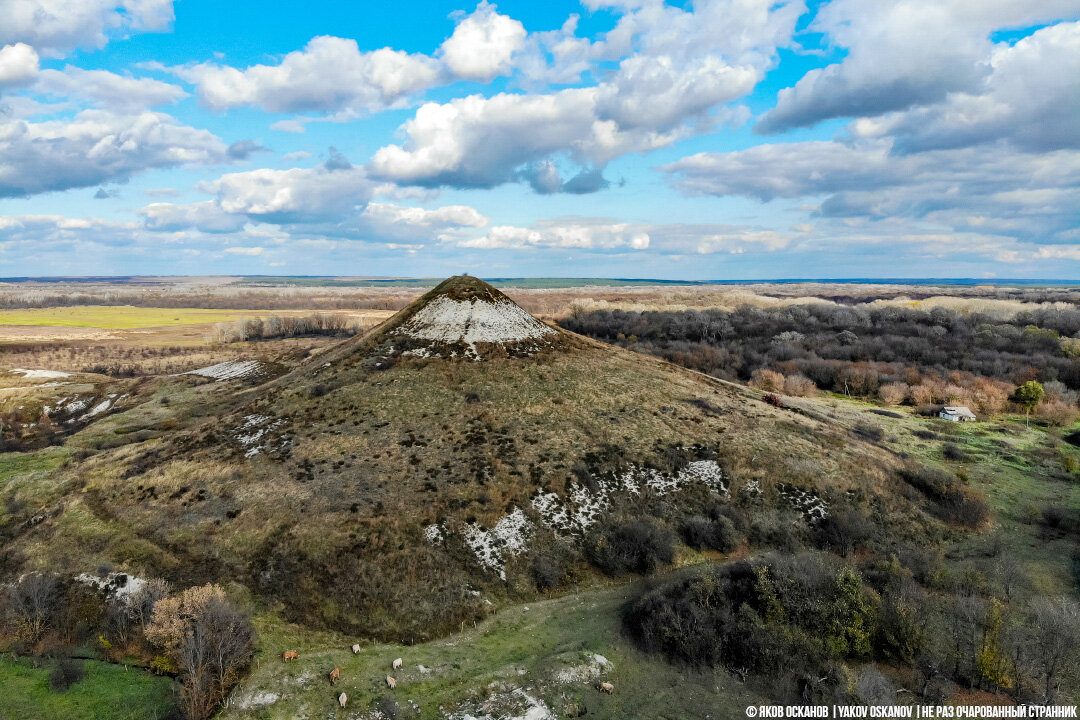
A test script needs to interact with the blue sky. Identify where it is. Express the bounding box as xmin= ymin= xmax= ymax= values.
xmin=0 ymin=0 xmax=1078 ymax=279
